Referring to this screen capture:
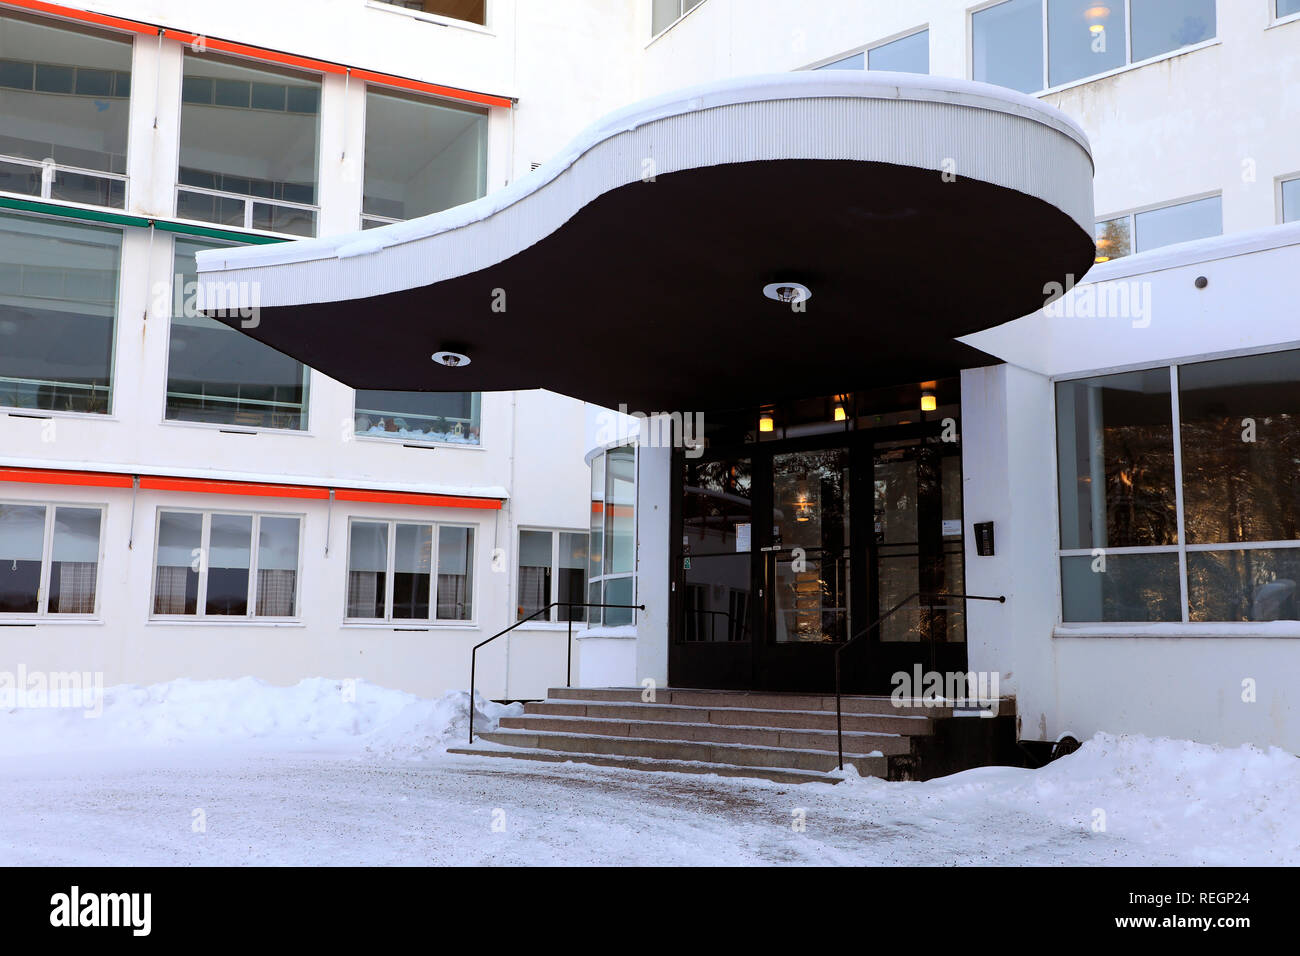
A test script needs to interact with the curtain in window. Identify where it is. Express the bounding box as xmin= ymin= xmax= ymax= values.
xmin=256 ymin=568 xmax=296 ymax=617
xmin=52 ymin=561 xmax=97 ymax=614
xmin=348 ymin=570 xmax=380 ymax=618
xmin=437 ymin=573 xmax=467 ymax=618
xmin=153 ymin=566 xmax=190 ymax=615
xmin=518 ymin=565 xmax=548 ymax=618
